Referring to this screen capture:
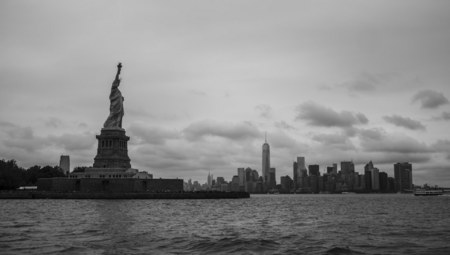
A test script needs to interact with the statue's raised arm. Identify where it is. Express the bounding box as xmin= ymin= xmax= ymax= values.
xmin=103 ymin=63 xmax=125 ymax=129
xmin=115 ymin=62 xmax=122 ymax=82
